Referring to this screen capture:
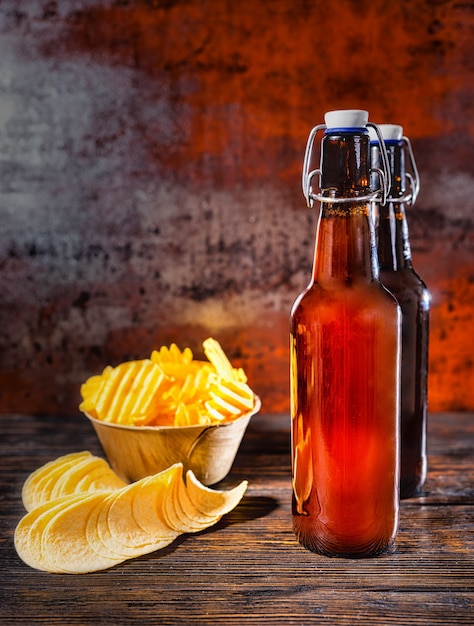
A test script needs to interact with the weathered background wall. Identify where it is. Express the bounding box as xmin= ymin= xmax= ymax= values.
xmin=1 ymin=0 xmax=473 ymax=417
